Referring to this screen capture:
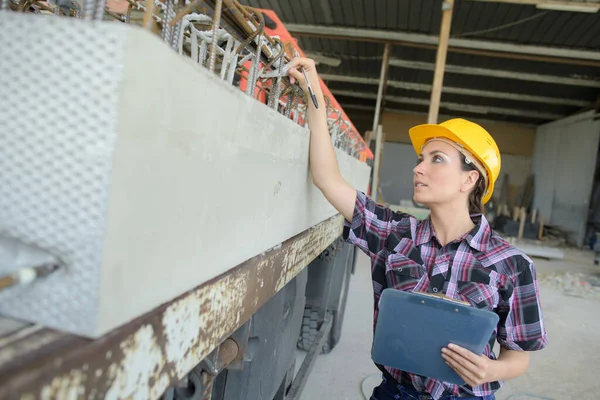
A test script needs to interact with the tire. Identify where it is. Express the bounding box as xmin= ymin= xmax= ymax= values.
xmin=327 ymin=248 xmax=352 ymax=351
xmin=297 ymin=242 xmax=353 ymax=354
xmin=297 ymin=308 xmax=320 ymax=352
